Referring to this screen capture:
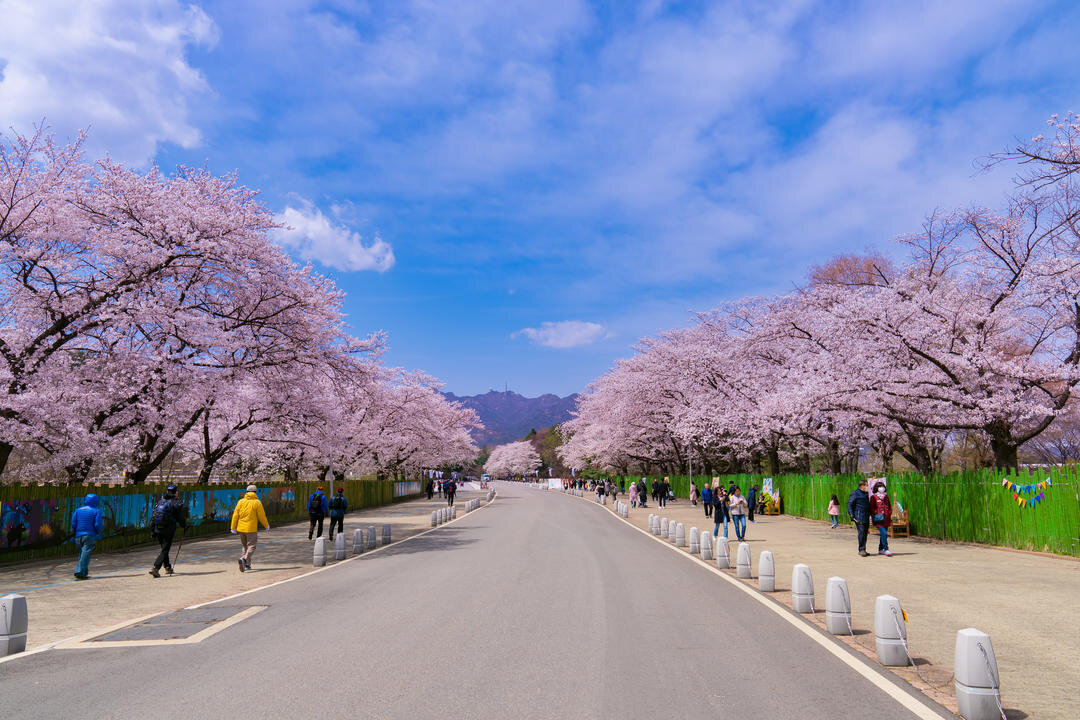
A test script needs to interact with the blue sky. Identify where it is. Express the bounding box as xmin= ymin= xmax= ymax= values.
xmin=2 ymin=0 xmax=1080 ymax=396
